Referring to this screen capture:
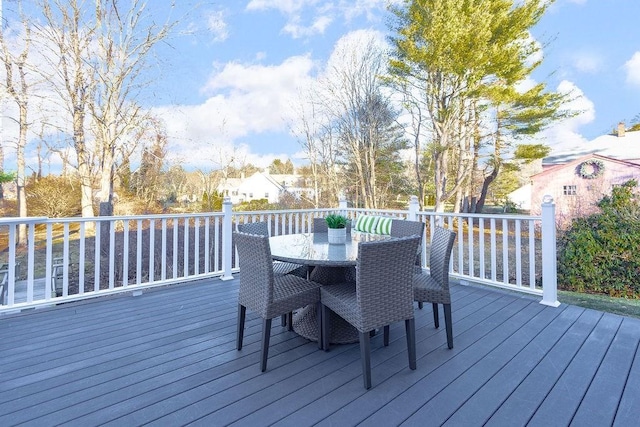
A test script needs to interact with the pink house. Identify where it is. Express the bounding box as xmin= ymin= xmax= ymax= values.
xmin=530 ymin=154 xmax=640 ymax=226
